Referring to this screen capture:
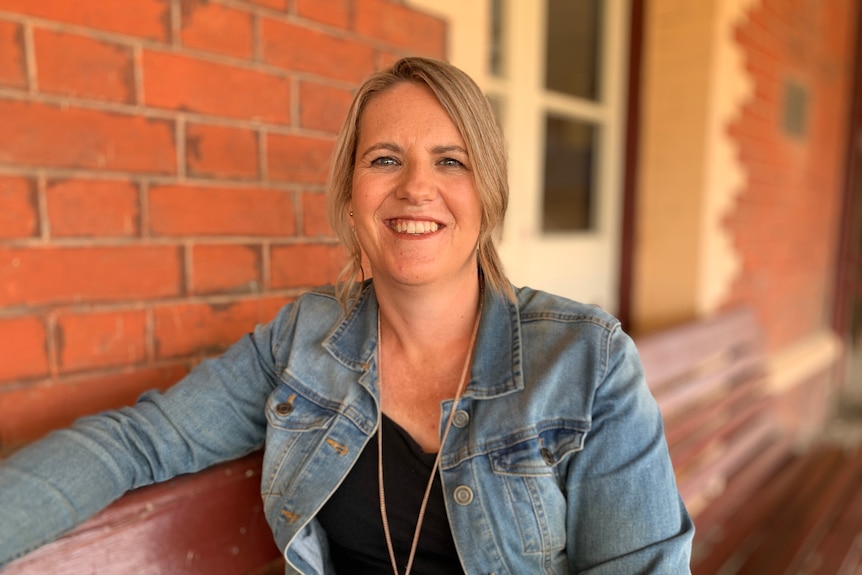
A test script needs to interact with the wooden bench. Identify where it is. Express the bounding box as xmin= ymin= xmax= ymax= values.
xmin=4 ymin=306 xmax=852 ymax=574
xmin=2 ymin=451 xmax=283 ymax=575
xmin=635 ymin=307 xmax=794 ymax=572
xmin=636 ymin=307 xmax=862 ymax=574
